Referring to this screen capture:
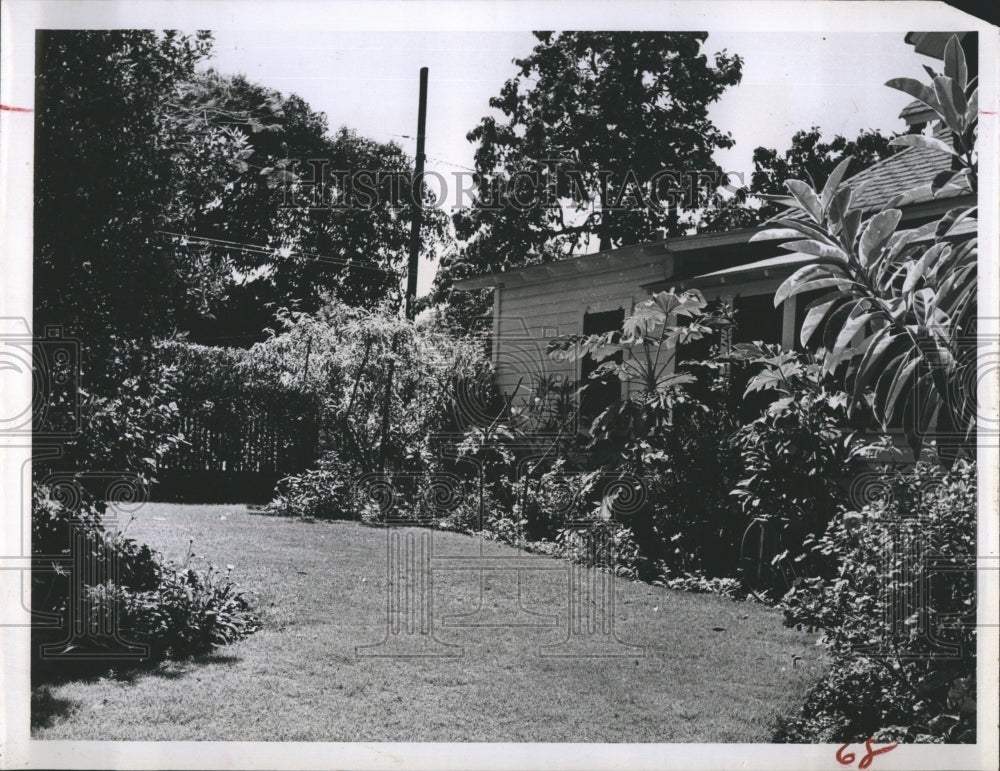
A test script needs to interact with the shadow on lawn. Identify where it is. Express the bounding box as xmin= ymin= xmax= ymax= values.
xmin=31 ymin=649 xmax=246 ymax=729
xmin=32 ymin=649 xmax=245 ymax=688
xmin=31 ymin=685 xmax=77 ymax=729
